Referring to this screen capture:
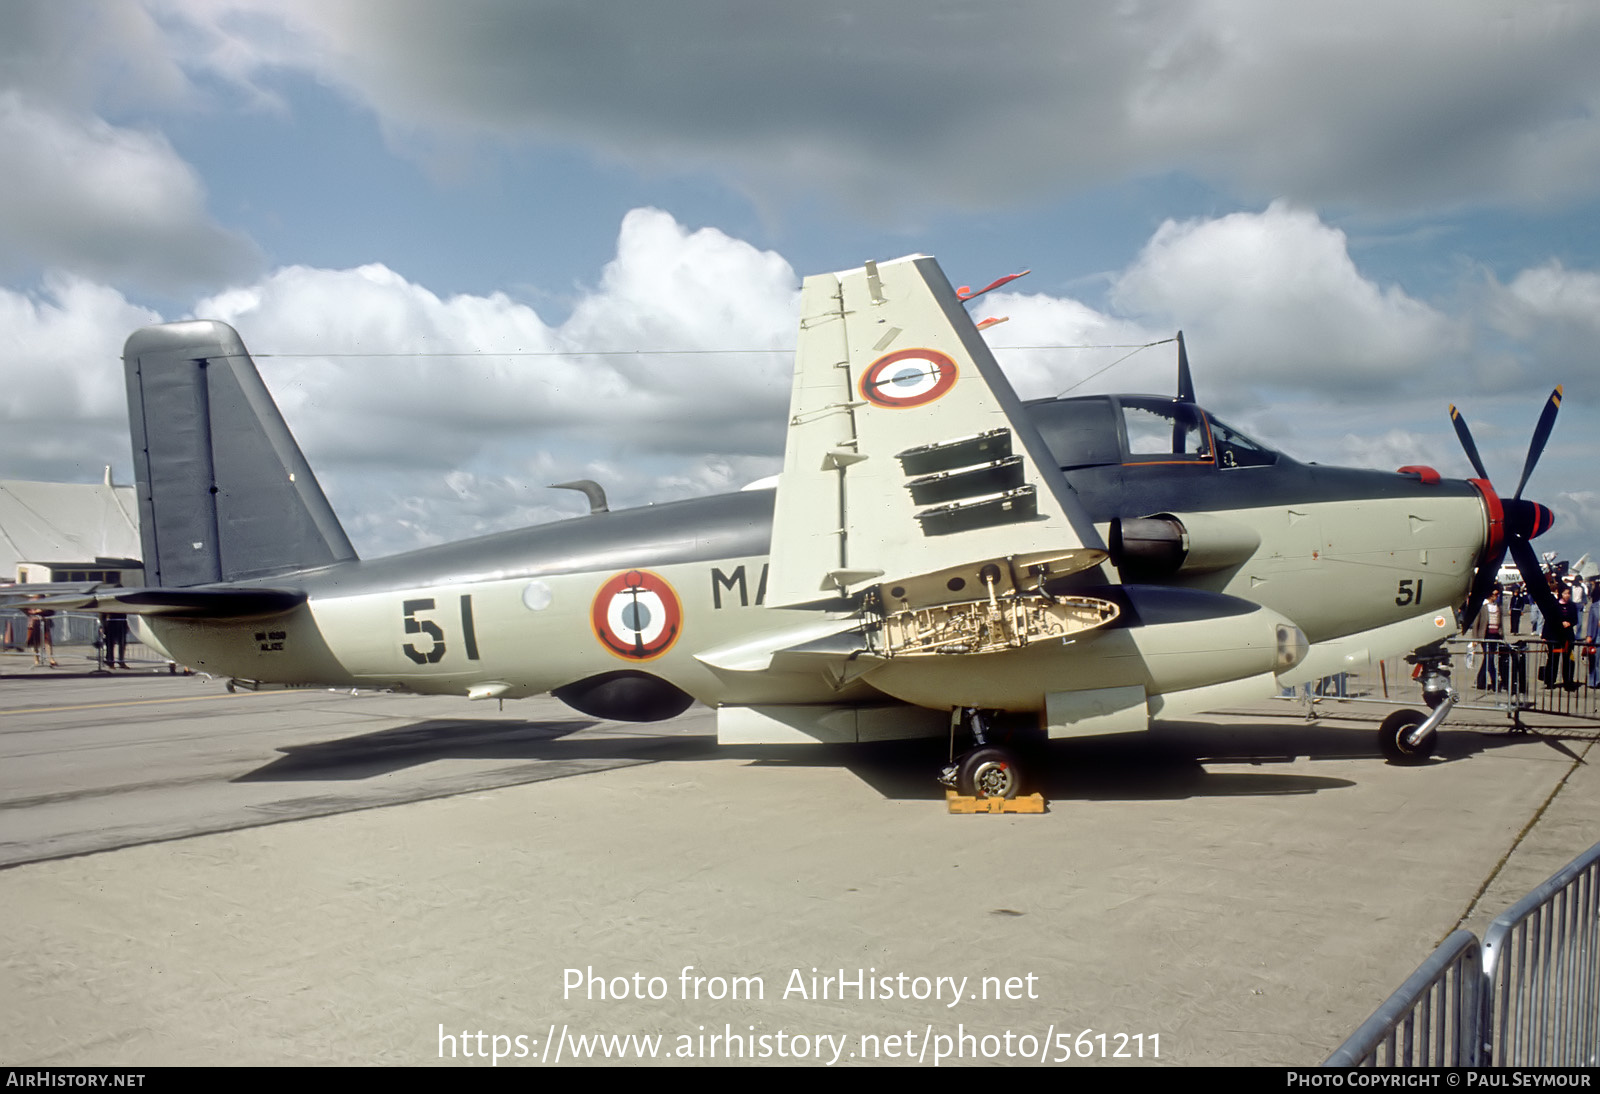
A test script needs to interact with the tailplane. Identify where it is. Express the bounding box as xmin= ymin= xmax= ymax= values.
xmin=124 ymin=321 xmax=357 ymax=586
